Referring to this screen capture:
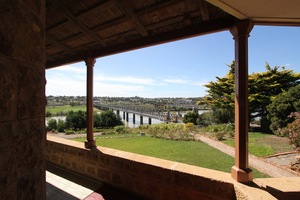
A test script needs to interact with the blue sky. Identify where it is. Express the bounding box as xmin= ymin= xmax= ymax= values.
xmin=46 ymin=26 xmax=300 ymax=97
